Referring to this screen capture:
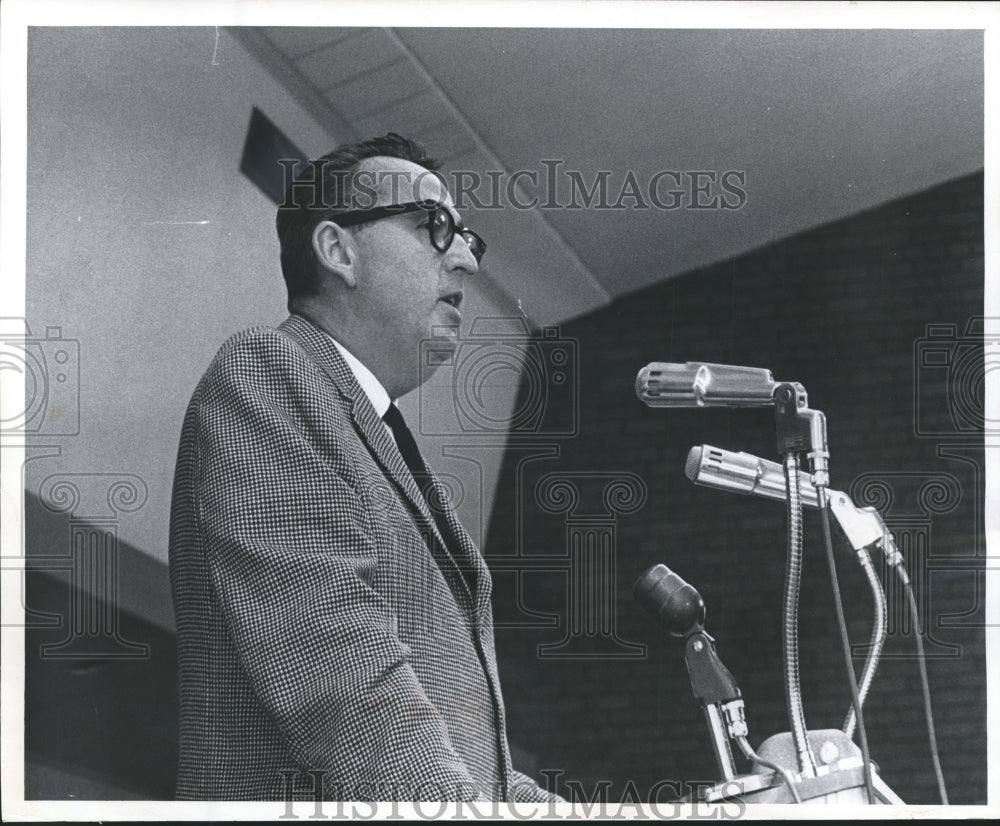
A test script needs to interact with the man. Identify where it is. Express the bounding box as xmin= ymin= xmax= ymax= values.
xmin=169 ymin=133 xmax=557 ymax=803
